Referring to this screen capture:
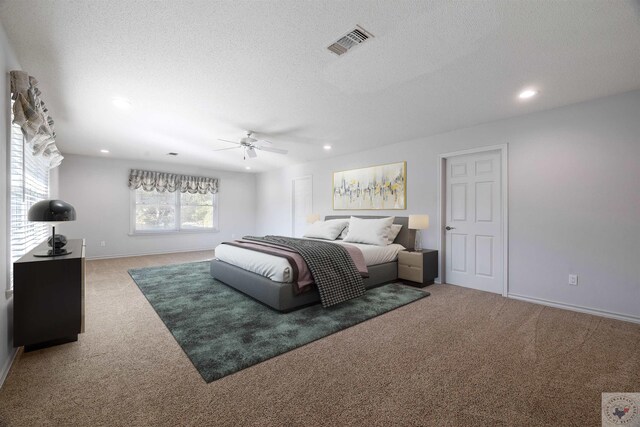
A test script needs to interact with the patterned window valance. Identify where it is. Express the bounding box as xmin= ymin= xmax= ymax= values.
xmin=128 ymin=169 xmax=219 ymax=194
xmin=10 ymin=70 xmax=63 ymax=168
